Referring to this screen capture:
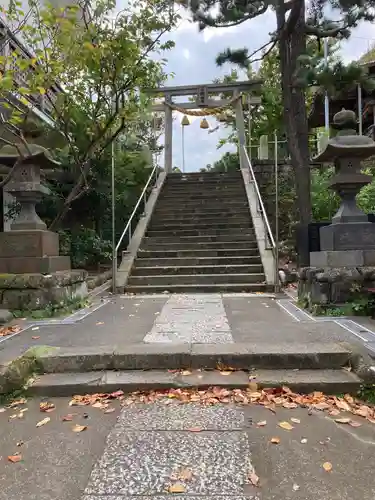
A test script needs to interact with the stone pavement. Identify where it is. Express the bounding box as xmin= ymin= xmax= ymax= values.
xmin=1 ymin=293 xmax=375 ymax=364
xmin=1 ymin=397 xmax=375 ymax=500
